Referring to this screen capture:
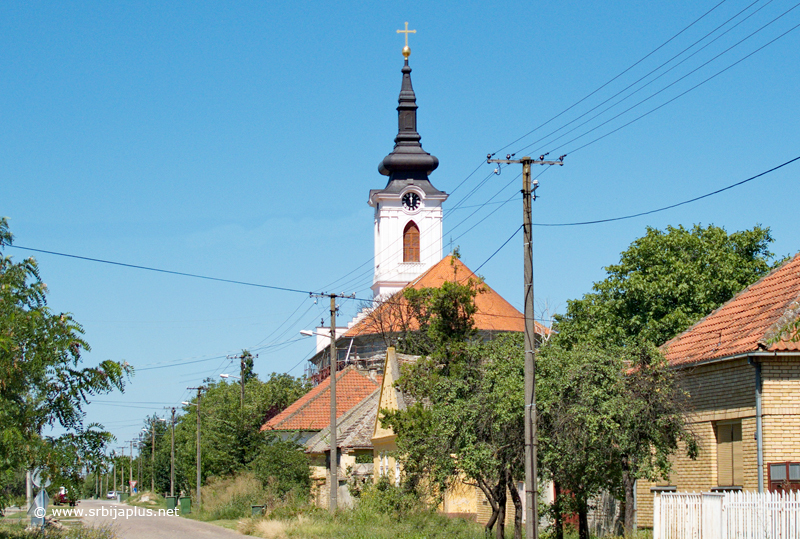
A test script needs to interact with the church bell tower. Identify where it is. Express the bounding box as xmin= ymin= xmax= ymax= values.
xmin=369 ymin=35 xmax=448 ymax=299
